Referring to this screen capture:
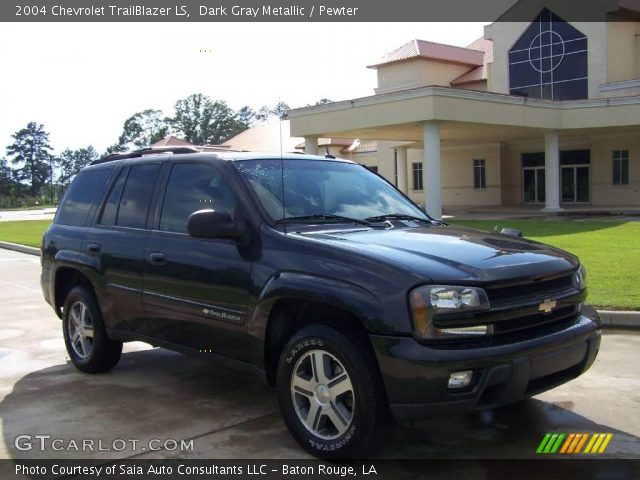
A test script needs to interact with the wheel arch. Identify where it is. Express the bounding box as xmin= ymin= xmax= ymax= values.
xmin=250 ymin=272 xmax=383 ymax=386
